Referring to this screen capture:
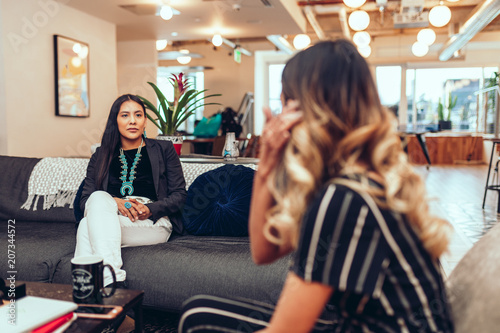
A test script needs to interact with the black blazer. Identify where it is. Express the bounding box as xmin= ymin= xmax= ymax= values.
xmin=80 ymin=138 xmax=187 ymax=235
